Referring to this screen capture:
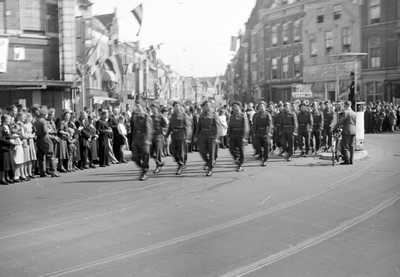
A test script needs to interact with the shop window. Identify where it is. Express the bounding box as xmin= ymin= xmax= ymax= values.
xmin=370 ymin=0 xmax=381 ymax=24
xmin=333 ymin=4 xmax=341 ymax=20
xmin=325 ymin=31 xmax=333 ymax=55
xmin=369 ymin=37 xmax=381 ymax=68
xmin=342 ymin=28 xmax=351 ymax=52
